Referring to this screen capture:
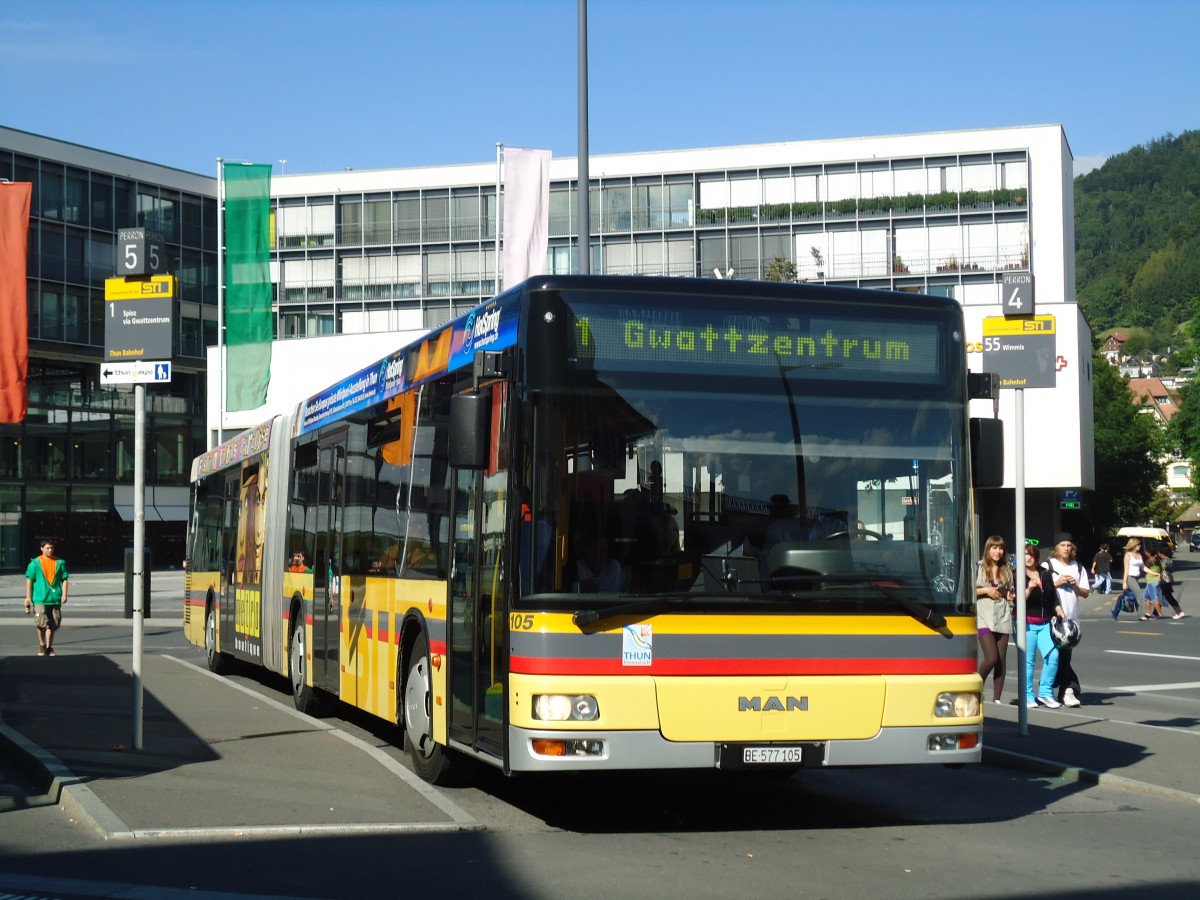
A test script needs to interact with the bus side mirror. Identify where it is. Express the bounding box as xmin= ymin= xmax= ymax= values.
xmin=970 ymin=417 xmax=1004 ymax=488
xmin=449 ymin=392 xmax=489 ymax=469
